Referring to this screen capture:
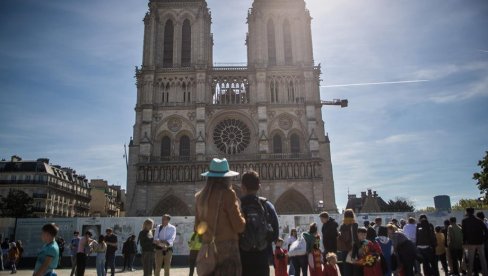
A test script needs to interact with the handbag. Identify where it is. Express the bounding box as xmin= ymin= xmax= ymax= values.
xmin=288 ymin=235 xmax=307 ymax=257
xmin=196 ymin=191 xmax=223 ymax=276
